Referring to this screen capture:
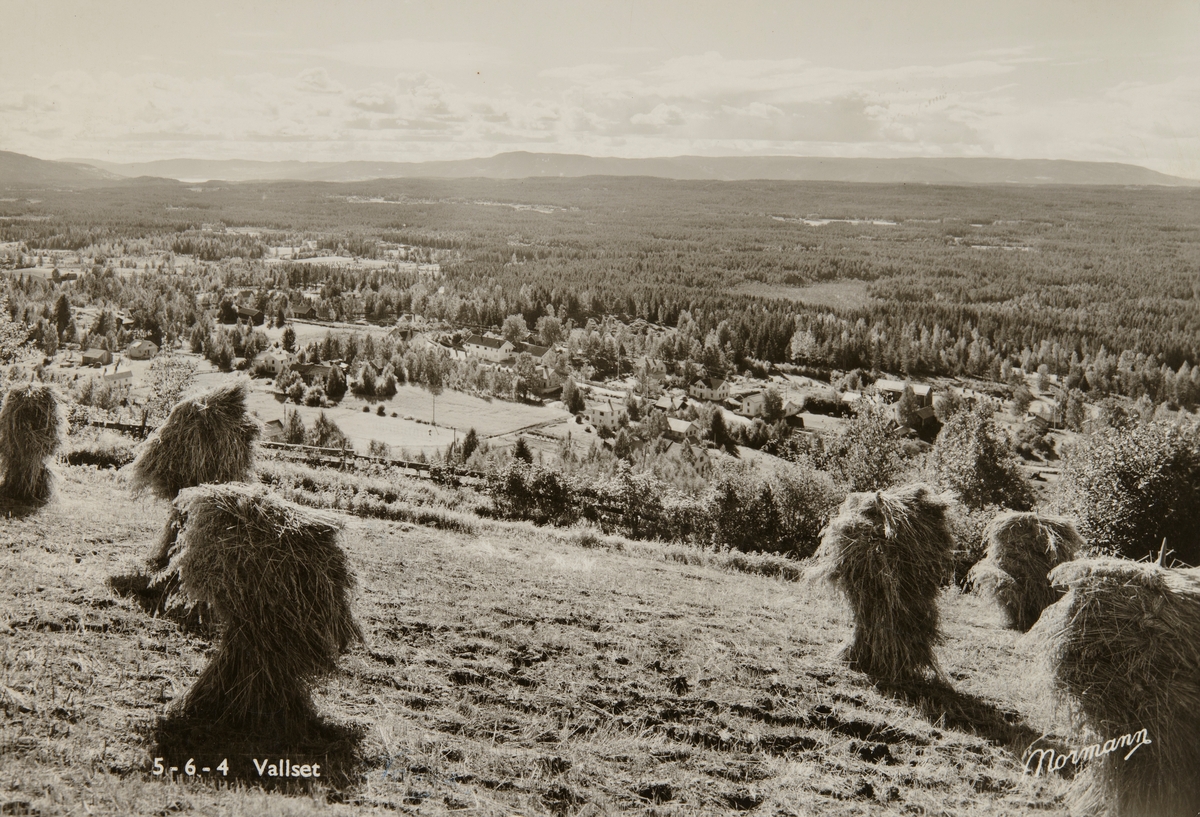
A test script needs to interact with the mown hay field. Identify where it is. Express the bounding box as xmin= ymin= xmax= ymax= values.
xmin=1 ymin=466 xmax=1070 ymax=815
